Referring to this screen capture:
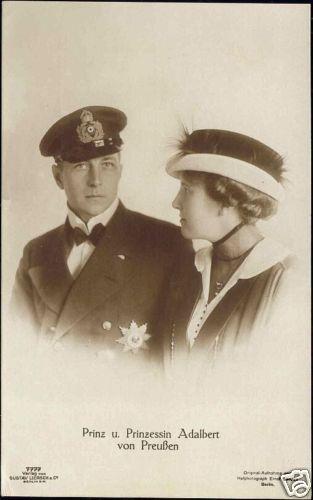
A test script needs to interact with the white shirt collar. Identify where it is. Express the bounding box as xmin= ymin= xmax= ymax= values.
xmin=67 ymin=198 xmax=119 ymax=234
xmin=194 ymin=245 xmax=213 ymax=301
